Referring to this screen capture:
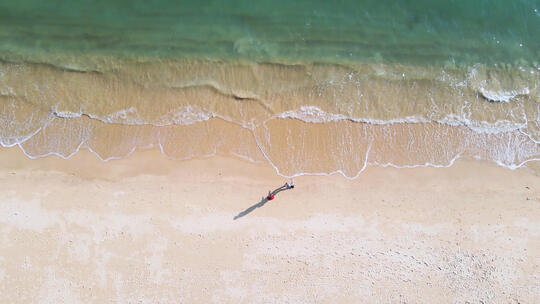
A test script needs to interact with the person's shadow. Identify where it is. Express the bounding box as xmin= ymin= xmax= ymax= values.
xmin=233 ymin=183 xmax=293 ymax=220
xmin=233 ymin=196 xmax=269 ymax=220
